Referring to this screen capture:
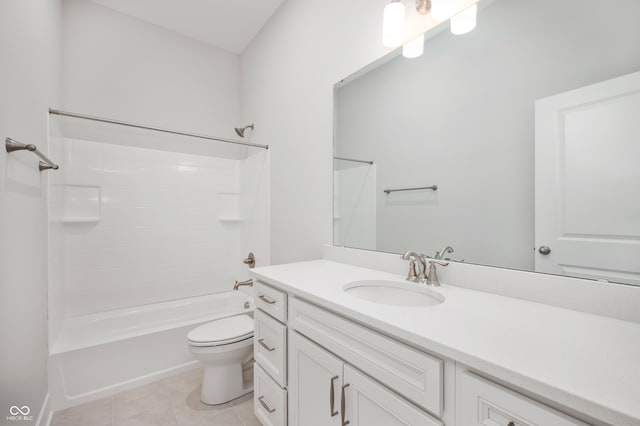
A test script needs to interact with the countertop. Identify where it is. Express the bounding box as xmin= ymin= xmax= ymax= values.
xmin=250 ymin=259 xmax=640 ymax=426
